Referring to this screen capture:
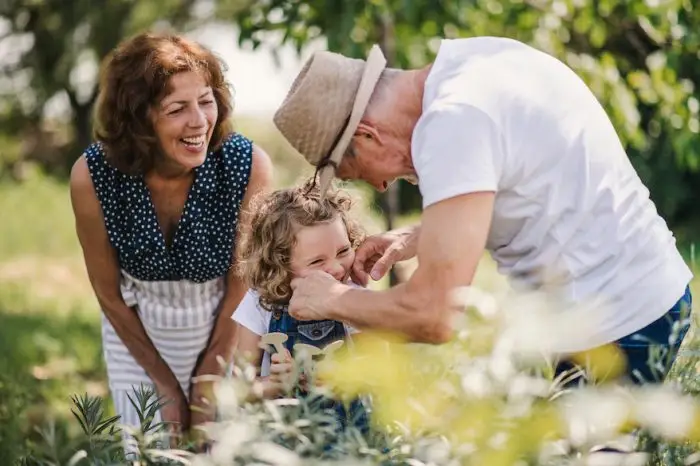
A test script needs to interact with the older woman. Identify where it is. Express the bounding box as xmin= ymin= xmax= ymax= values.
xmin=69 ymin=32 xmax=272 ymax=437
